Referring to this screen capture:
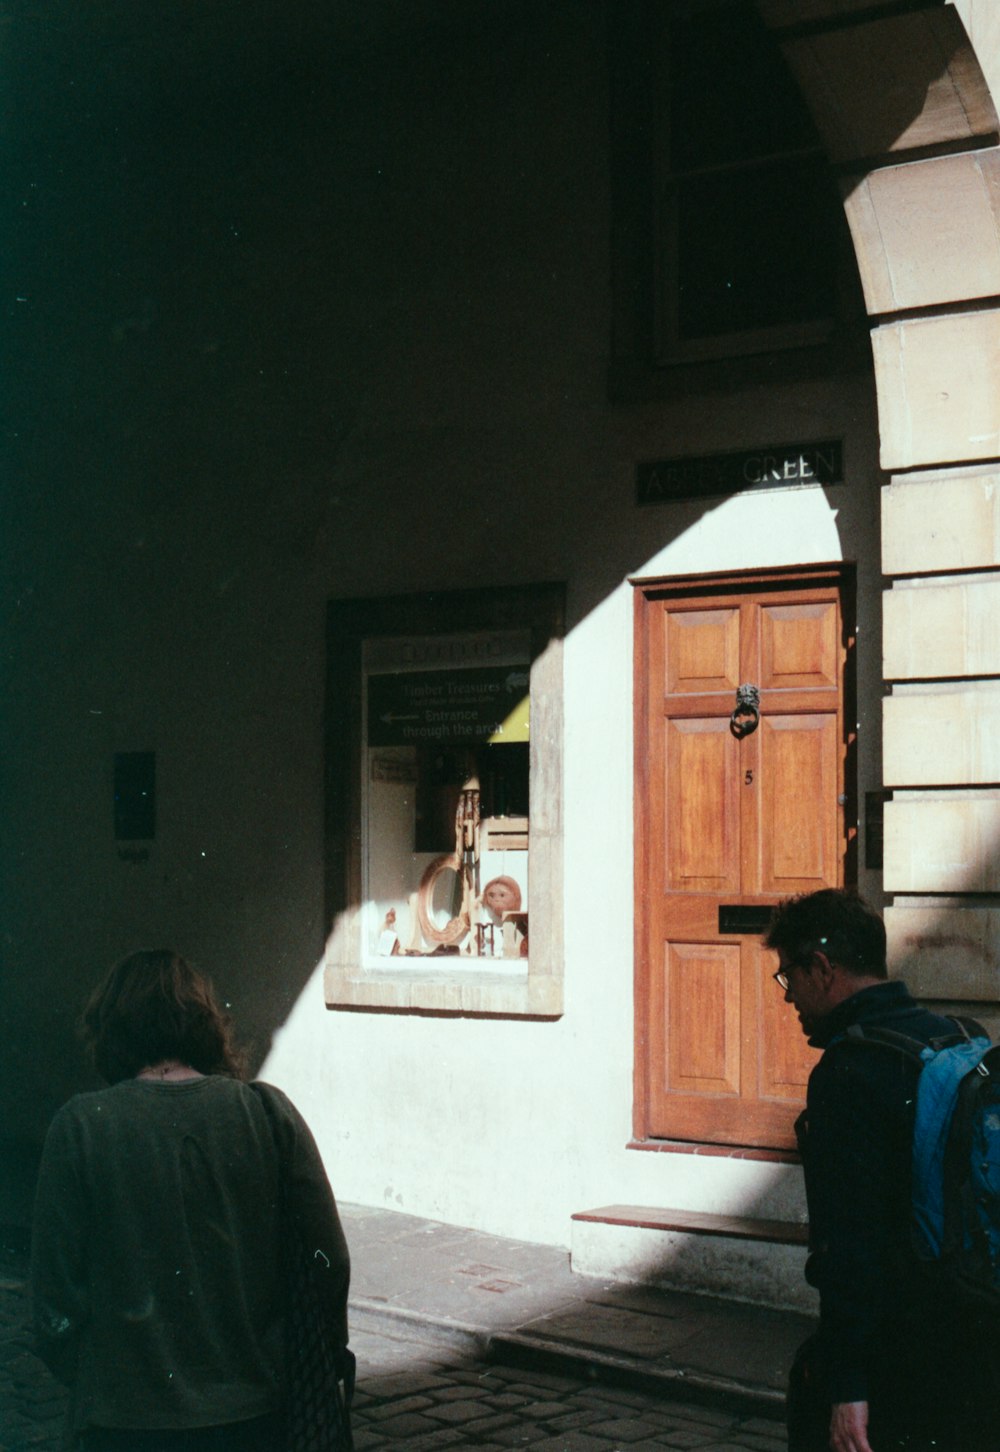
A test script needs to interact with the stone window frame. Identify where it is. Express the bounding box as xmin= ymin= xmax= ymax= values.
xmin=652 ymin=0 xmax=838 ymax=366
xmin=323 ymin=584 xmax=565 ymax=1018
xmin=607 ymin=0 xmax=868 ymax=402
